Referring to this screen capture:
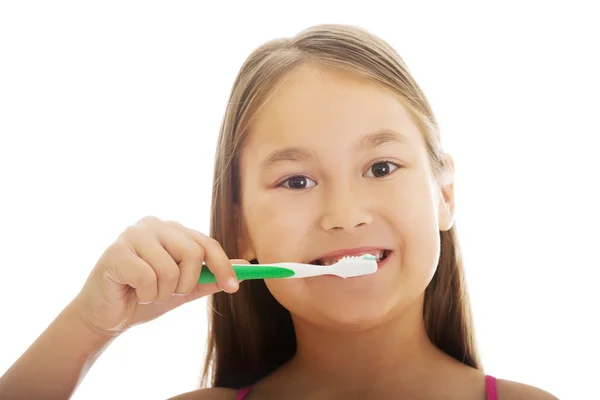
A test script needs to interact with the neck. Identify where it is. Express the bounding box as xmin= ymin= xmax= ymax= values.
xmin=282 ymin=296 xmax=449 ymax=390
